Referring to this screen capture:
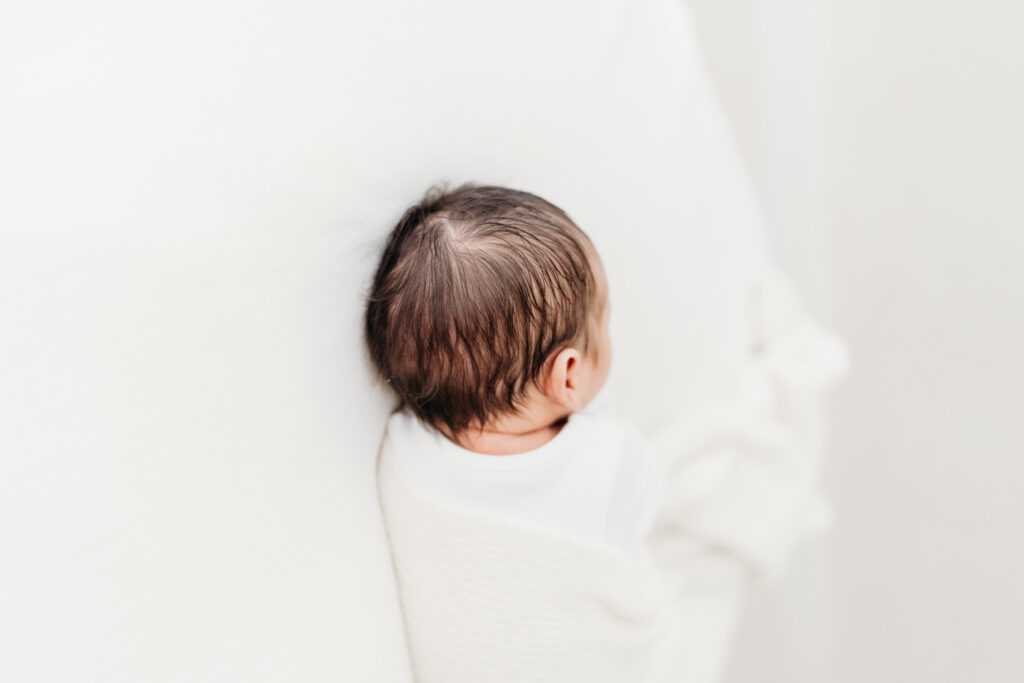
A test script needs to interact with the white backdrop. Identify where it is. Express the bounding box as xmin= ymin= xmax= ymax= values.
xmin=687 ymin=0 xmax=1024 ymax=681
xmin=1 ymin=2 xmax=802 ymax=681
